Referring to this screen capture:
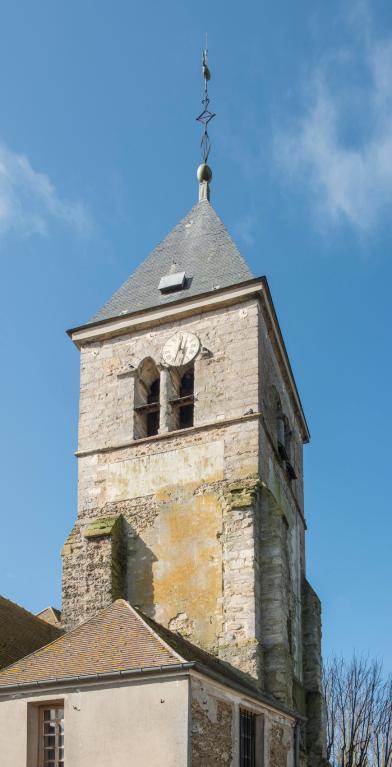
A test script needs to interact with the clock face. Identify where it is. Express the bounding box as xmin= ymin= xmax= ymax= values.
xmin=162 ymin=332 xmax=200 ymax=367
